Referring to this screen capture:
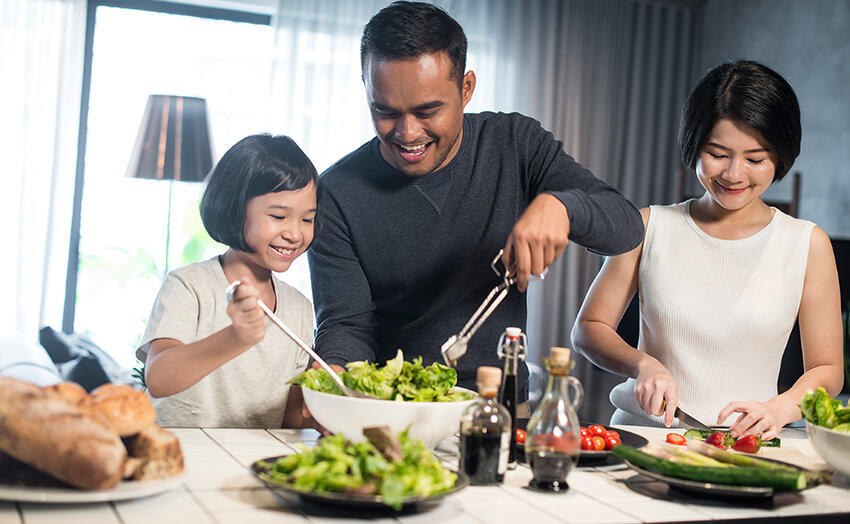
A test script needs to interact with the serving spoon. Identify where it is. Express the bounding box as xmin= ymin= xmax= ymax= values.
xmin=225 ymin=280 xmax=378 ymax=400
